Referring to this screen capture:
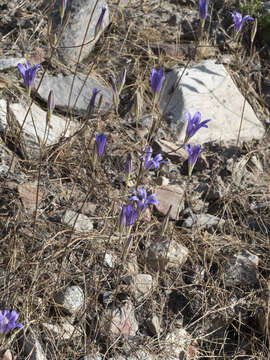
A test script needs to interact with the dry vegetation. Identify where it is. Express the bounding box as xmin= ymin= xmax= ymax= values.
xmin=0 ymin=0 xmax=270 ymax=359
